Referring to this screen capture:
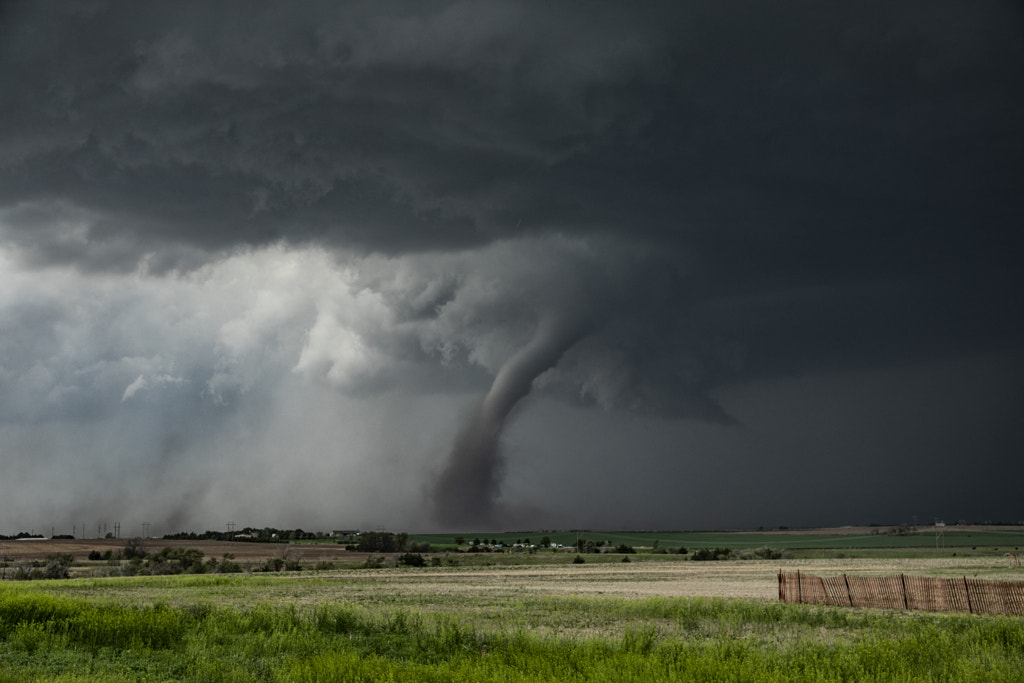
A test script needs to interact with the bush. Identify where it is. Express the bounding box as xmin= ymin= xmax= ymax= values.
xmin=691 ymin=547 xmax=732 ymax=561
xmin=13 ymin=564 xmax=44 ymax=581
xmin=398 ymin=553 xmax=426 ymax=567
xmin=88 ymin=550 xmax=102 ymax=561
xmin=615 ymin=544 xmax=636 ymax=554
xmin=123 ymin=538 xmax=148 ymax=560
xmin=572 ymin=555 xmax=585 ymax=564
xmin=151 ymin=547 xmax=204 ymax=573
xmin=44 ymin=554 xmax=73 ymax=579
